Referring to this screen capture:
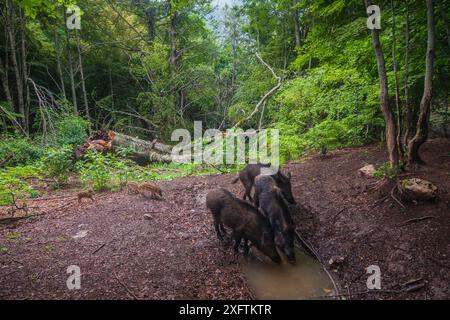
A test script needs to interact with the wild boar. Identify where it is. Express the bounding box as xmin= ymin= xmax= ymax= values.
xmin=254 ymin=175 xmax=296 ymax=264
xmin=232 ymin=163 xmax=296 ymax=205
xmin=206 ymin=188 xmax=282 ymax=264
xmin=77 ymin=189 xmax=95 ymax=203
xmin=126 ymin=182 xmax=163 ymax=200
